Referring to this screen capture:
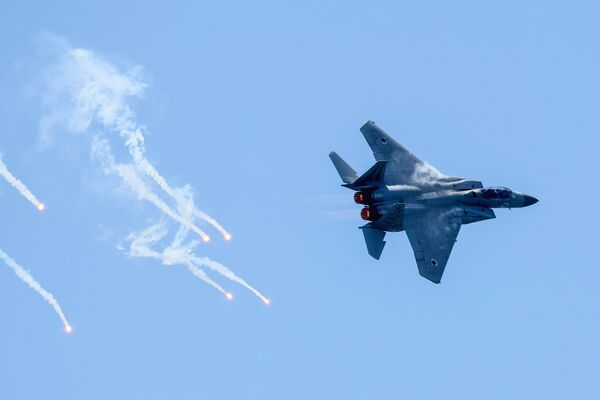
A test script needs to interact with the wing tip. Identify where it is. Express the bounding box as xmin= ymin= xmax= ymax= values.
xmin=420 ymin=273 xmax=442 ymax=284
xmin=360 ymin=120 xmax=377 ymax=133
